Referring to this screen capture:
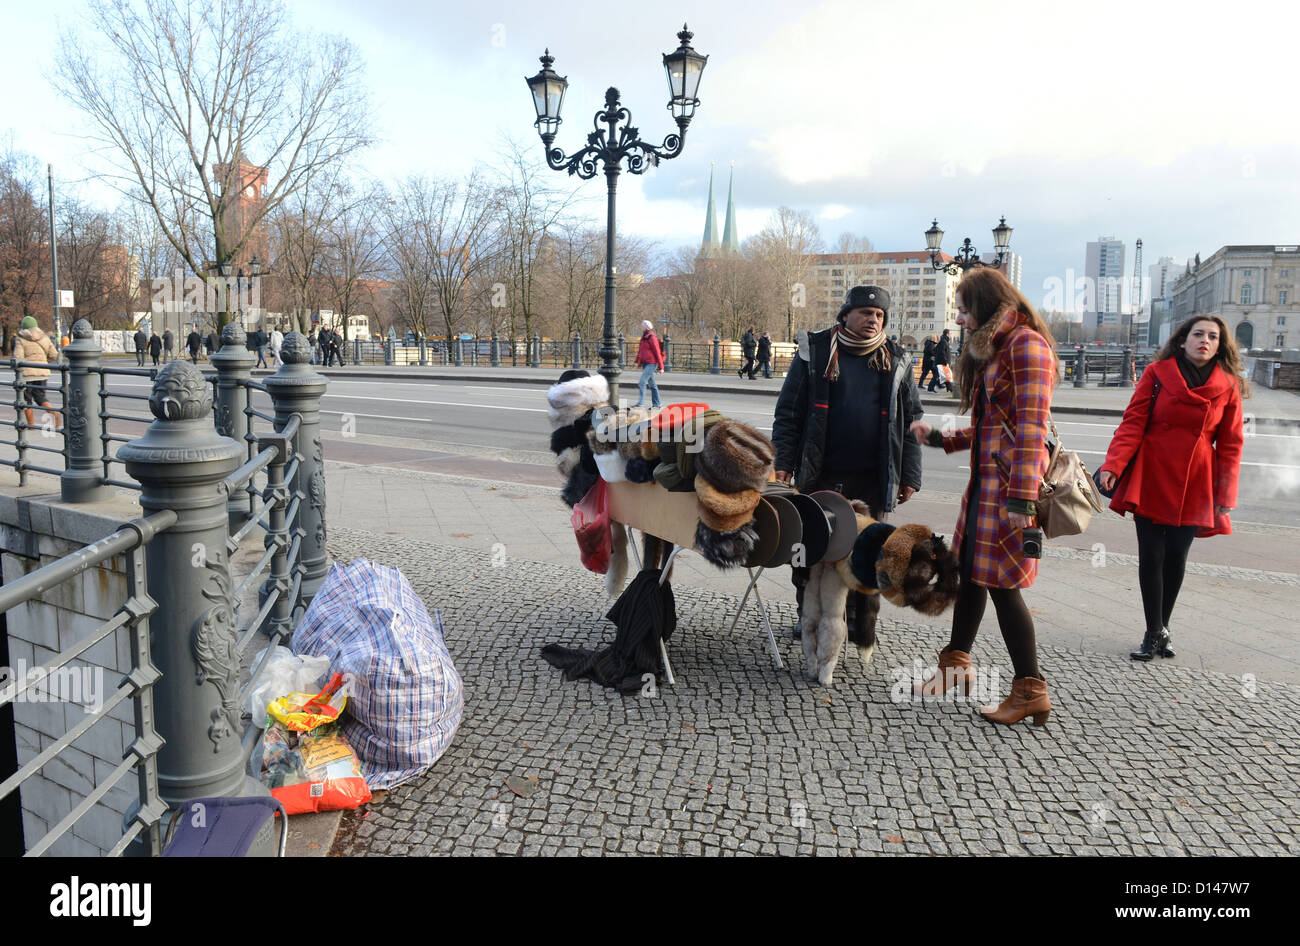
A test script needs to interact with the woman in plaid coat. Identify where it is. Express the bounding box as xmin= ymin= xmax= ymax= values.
xmin=909 ymin=268 xmax=1057 ymax=726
